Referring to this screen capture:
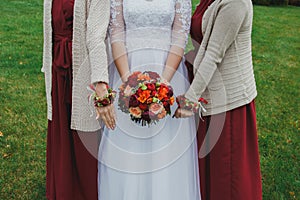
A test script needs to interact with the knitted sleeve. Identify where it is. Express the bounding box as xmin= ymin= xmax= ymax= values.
xmin=185 ymin=0 xmax=248 ymax=102
xmin=86 ymin=0 xmax=110 ymax=84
